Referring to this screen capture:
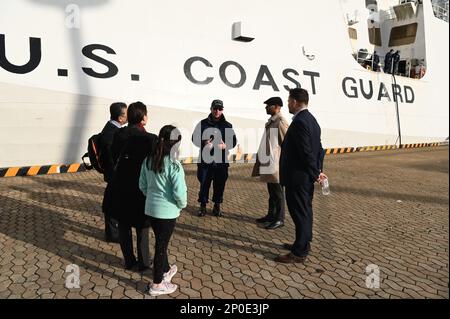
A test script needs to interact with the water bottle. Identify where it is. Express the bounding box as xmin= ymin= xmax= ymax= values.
xmin=321 ymin=177 xmax=330 ymax=196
